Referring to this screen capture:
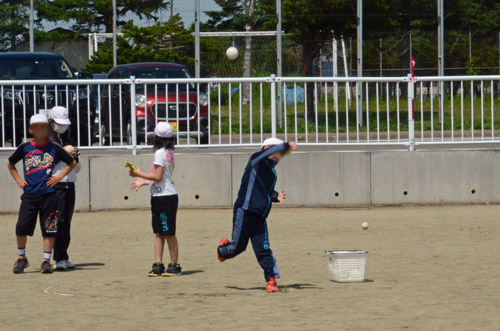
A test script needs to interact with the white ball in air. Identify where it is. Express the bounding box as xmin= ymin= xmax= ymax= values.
xmin=226 ymin=46 xmax=239 ymax=60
